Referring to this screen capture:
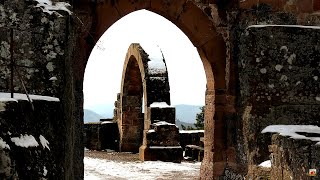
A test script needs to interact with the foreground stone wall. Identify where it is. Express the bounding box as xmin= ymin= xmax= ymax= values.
xmin=0 ymin=0 xmax=79 ymax=179
xmin=0 ymin=99 xmax=64 ymax=179
xmin=234 ymin=9 xmax=320 ymax=178
xmin=269 ymin=134 xmax=320 ymax=179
